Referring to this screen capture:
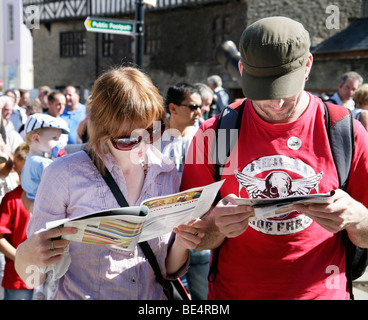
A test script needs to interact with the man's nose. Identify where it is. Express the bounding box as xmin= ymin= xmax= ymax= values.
xmin=270 ymin=99 xmax=285 ymax=109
